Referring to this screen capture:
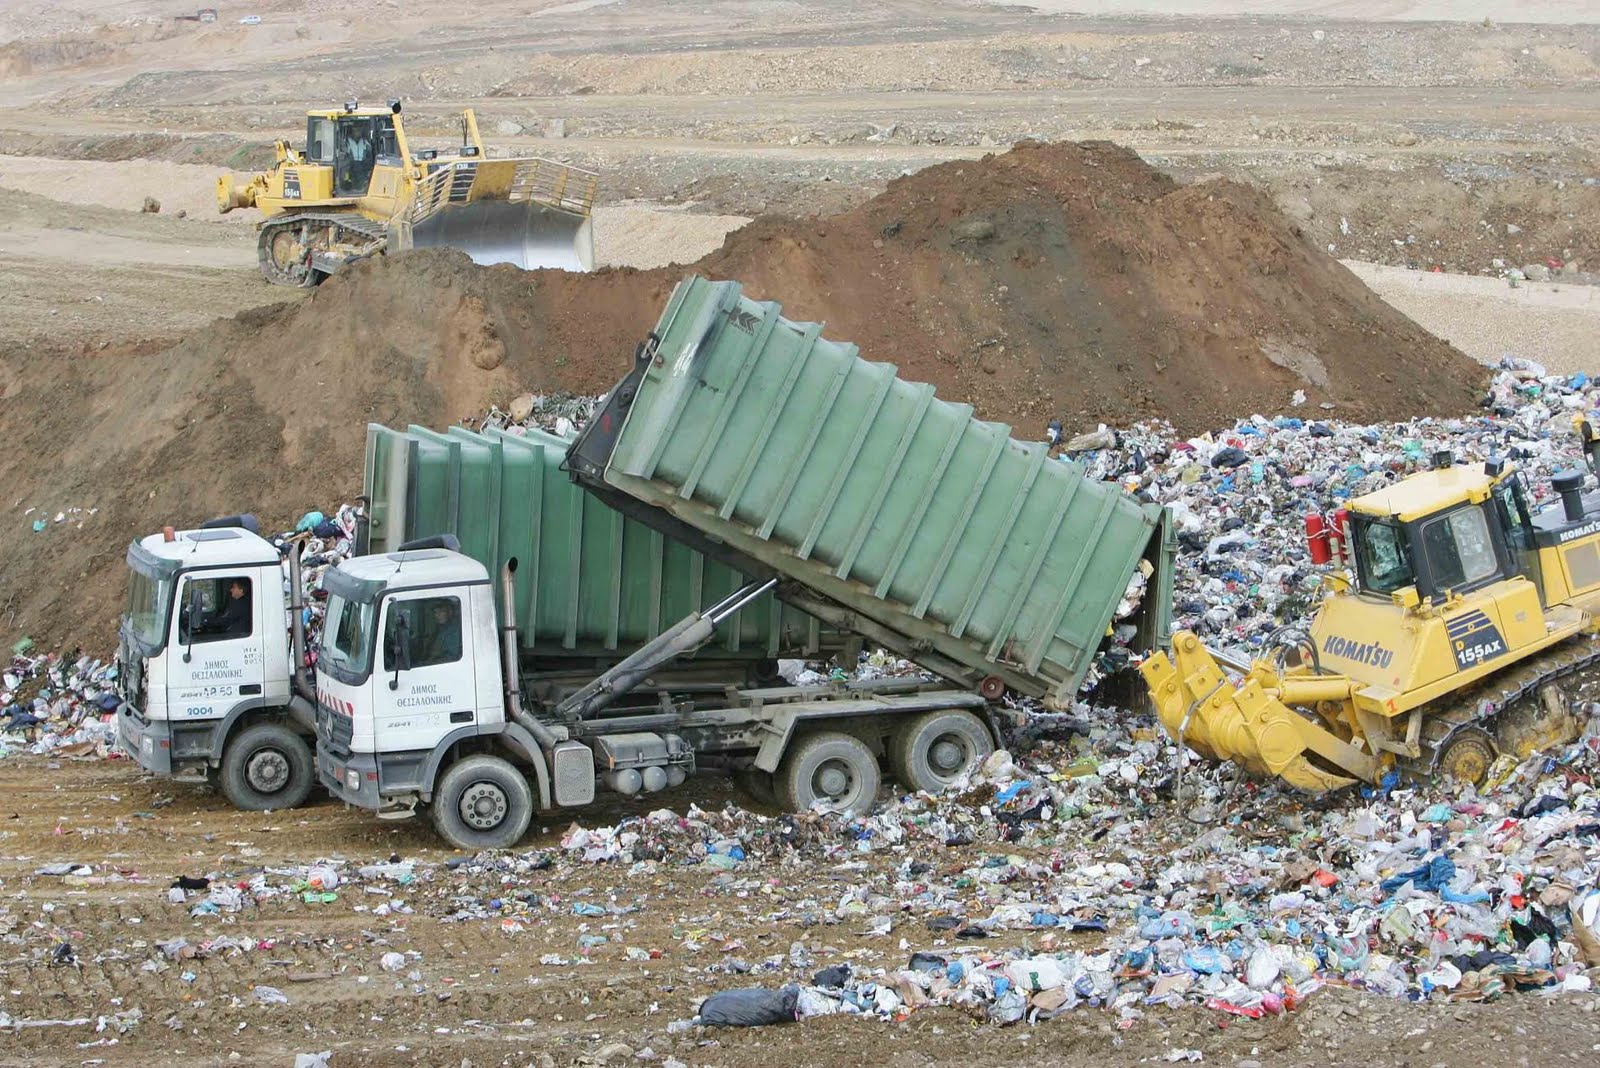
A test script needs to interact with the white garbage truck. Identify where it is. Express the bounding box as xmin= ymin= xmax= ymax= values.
xmin=116 ymin=515 xmax=322 ymax=810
